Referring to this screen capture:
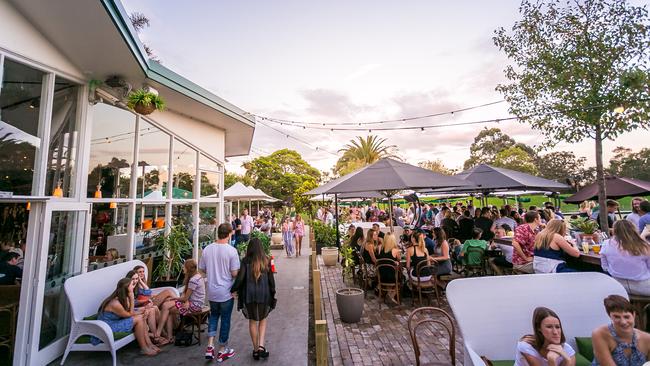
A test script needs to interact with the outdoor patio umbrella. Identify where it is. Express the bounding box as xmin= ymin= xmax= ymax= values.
xmin=564 ymin=176 xmax=650 ymax=203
